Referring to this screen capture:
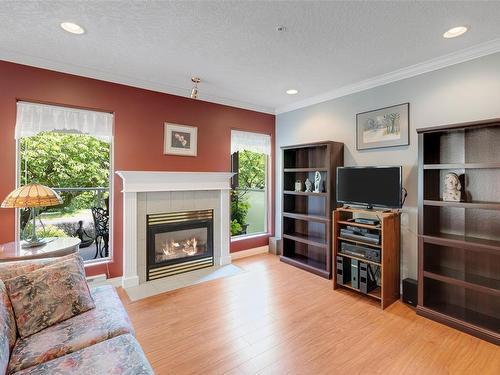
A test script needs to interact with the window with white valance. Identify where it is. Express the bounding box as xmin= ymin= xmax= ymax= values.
xmin=16 ymin=101 xmax=114 ymax=263
xmin=15 ymin=101 xmax=113 ymax=142
xmin=230 ymin=130 xmax=271 ymax=155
